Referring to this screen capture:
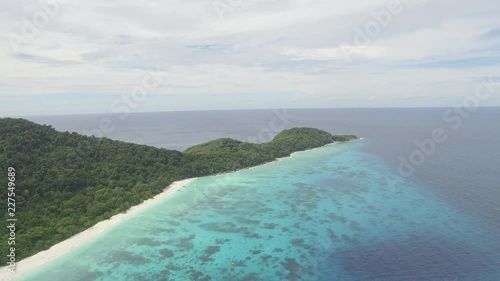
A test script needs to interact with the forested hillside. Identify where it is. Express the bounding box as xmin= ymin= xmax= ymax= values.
xmin=0 ymin=118 xmax=357 ymax=263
